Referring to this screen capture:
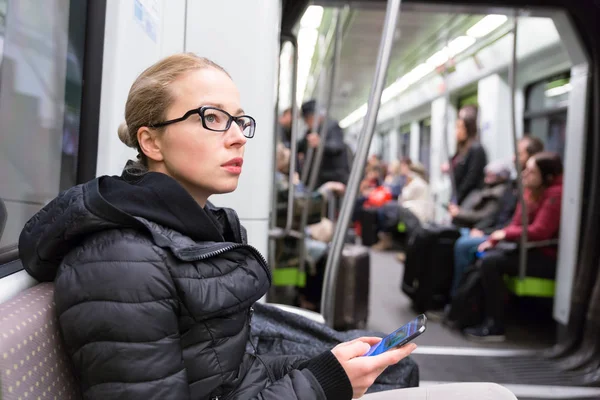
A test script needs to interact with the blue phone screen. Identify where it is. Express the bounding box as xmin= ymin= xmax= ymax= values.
xmin=364 ymin=317 xmax=422 ymax=356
